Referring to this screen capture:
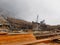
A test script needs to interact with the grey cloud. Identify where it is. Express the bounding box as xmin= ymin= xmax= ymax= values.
xmin=0 ymin=0 xmax=60 ymax=25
